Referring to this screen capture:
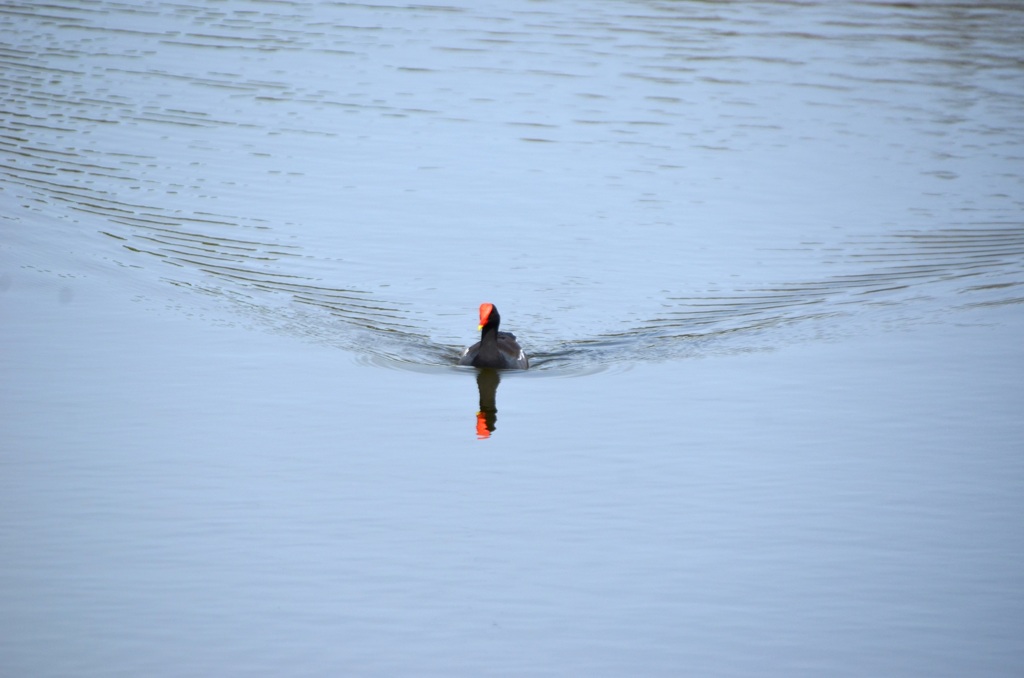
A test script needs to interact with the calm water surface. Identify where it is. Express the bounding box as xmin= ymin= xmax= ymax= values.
xmin=2 ymin=1 xmax=1023 ymax=676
